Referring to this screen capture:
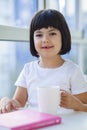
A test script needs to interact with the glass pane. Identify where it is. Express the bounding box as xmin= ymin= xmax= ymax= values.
xmin=82 ymin=44 xmax=87 ymax=74
xmin=0 ymin=0 xmax=38 ymax=98
xmin=82 ymin=0 xmax=87 ymax=37
xmin=0 ymin=41 xmax=36 ymax=98
xmin=45 ymin=0 xmax=59 ymax=10
xmin=63 ymin=0 xmax=75 ymax=29
xmin=63 ymin=43 xmax=79 ymax=64
xmin=0 ymin=0 xmax=38 ymax=27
